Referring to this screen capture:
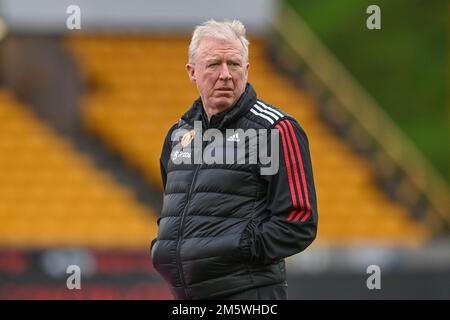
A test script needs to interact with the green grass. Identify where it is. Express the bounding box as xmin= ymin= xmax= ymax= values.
xmin=285 ymin=0 xmax=448 ymax=179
